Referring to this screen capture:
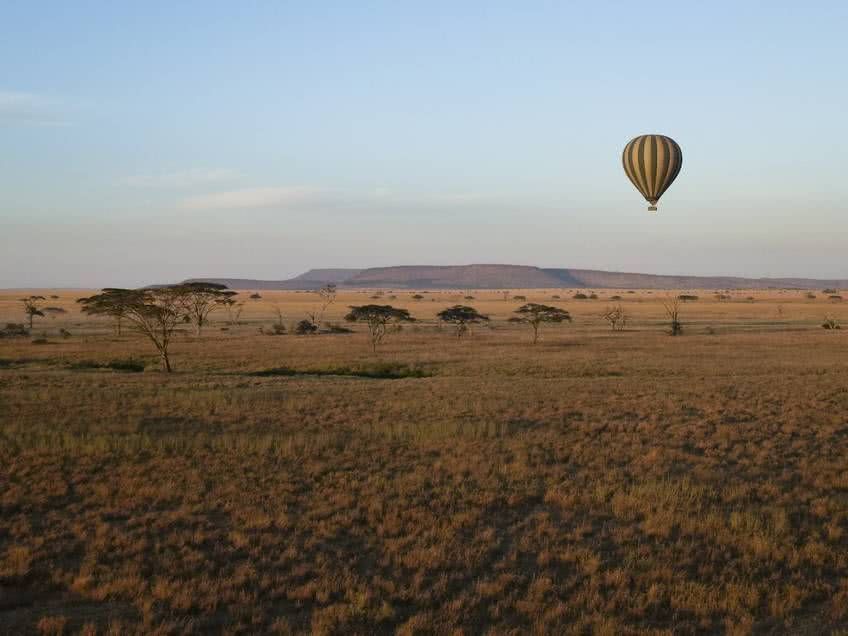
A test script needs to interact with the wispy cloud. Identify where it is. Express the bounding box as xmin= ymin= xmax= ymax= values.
xmin=180 ymin=186 xmax=325 ymax=210
xmin=0 ymin=91 xmax=66 ymax=126
xmin=123 ymin=169 xmax=240 ymax=189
